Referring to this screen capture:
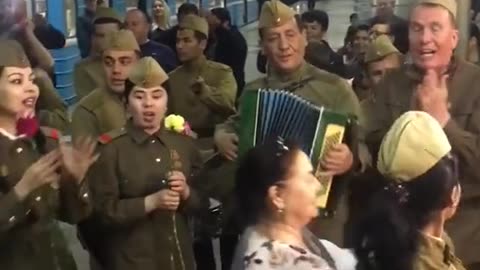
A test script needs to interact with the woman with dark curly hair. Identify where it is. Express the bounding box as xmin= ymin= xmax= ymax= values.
xmin=231 ymin=138 xmax=356 ymax=270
